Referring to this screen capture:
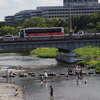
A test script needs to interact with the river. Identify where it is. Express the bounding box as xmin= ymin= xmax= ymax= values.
xmin=0 ymin=53 xmax=100 ymax=100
